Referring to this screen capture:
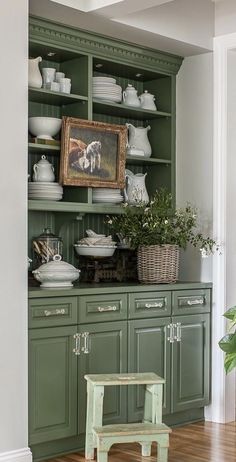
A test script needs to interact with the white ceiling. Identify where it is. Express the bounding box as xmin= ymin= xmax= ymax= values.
xmin=30 ymin=0 xmax=229 ymax=56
